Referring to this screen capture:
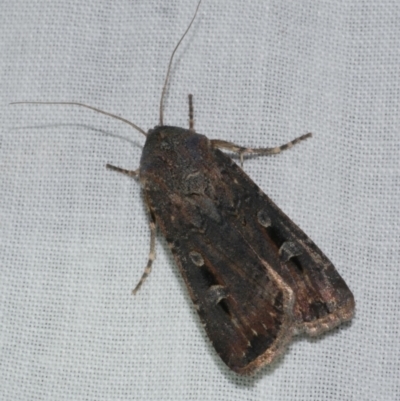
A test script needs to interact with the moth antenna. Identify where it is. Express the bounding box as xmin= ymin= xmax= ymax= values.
xmin=10 ymin=101 xmax=147 ymax=137
xmin=159 ymin=0 xmax=202 ymax=126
